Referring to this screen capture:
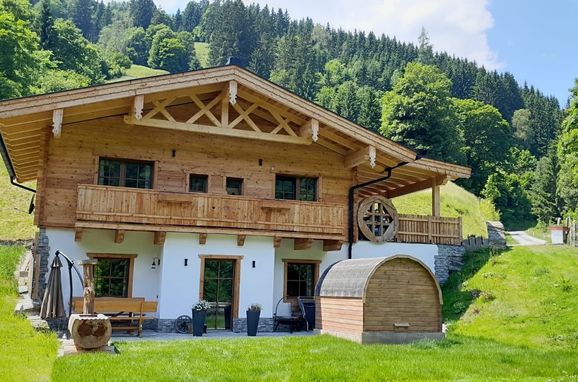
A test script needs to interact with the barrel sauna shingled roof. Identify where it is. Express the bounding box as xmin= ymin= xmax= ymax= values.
xmin=315 ymin=258 xmax=385 ymax=298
